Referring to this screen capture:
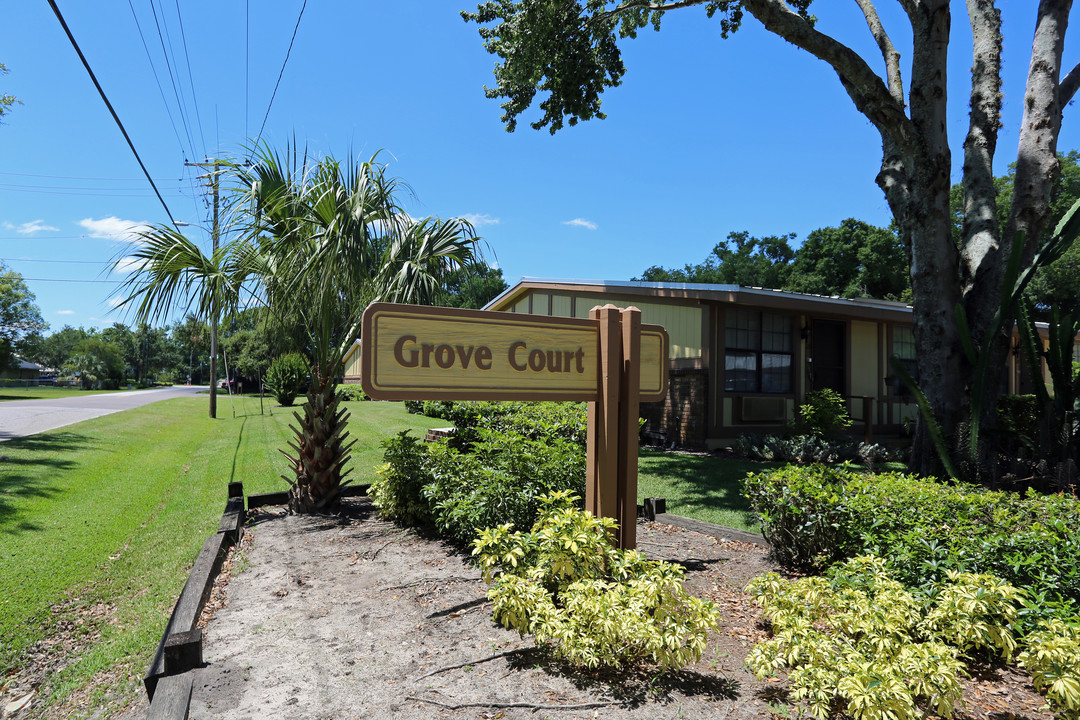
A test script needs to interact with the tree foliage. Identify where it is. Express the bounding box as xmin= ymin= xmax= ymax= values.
xmin=0 ymin=63 xmax=20 ymax=124
xmin=117 ymin=143 xmax=481 ymax=512
xmin=465 ymin=0 xmax=1080 ymax=476
xmin=636 ymin=221 xmax=908 ymax=300
xmin=0 ymin=263 xmax=46 ymax=370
